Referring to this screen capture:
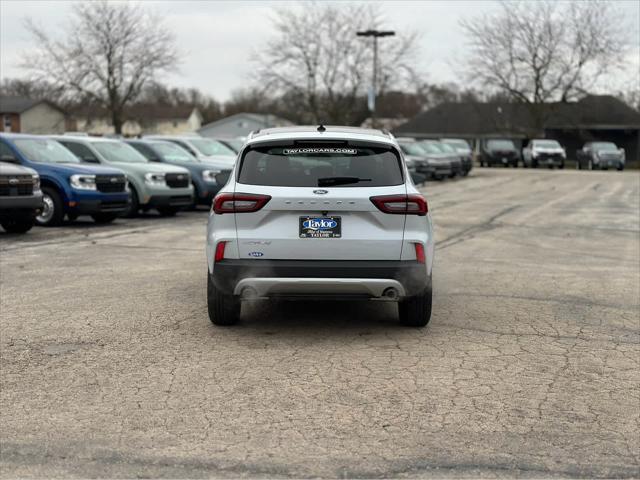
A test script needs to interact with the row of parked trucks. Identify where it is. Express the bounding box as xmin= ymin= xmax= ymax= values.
xmin=396 ymin=138 xmax=474 ymax=183
xmin=0 ymin=133 xmax=239 ymax=233
xmin=476 ymin=138 xmax=626 ymax=170
xmin=397 ymin=137 xmax=626 ymax=178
